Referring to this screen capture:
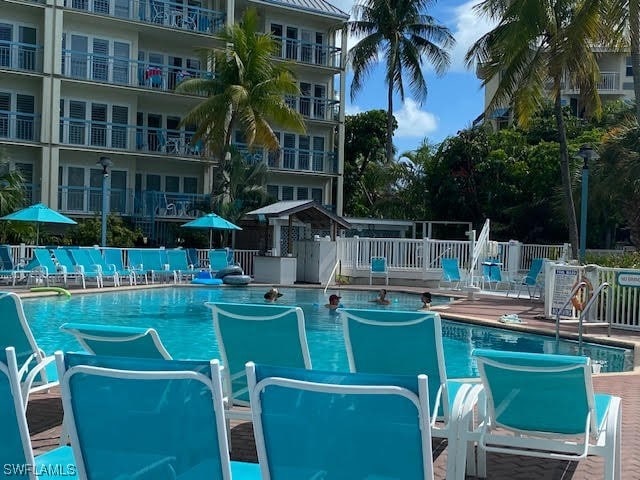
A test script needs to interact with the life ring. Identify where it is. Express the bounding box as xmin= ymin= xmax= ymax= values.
xmin=571 ymin=278 xmax=593 ymax=311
